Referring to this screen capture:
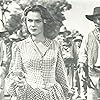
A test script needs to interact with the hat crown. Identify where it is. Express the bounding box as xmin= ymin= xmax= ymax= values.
xmin=93 ymin=7 xmax=100 ymax=15
xmin=85 ymin=7 xmax=100 ymax=21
